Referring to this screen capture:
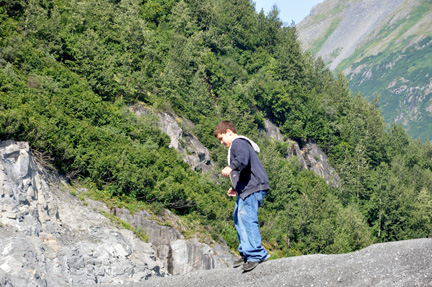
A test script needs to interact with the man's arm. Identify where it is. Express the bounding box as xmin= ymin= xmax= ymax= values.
xmin=221 ymin=140 xmax=249 ymax=177
xmin=228 ymin=140 xmax=250 ymax=171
